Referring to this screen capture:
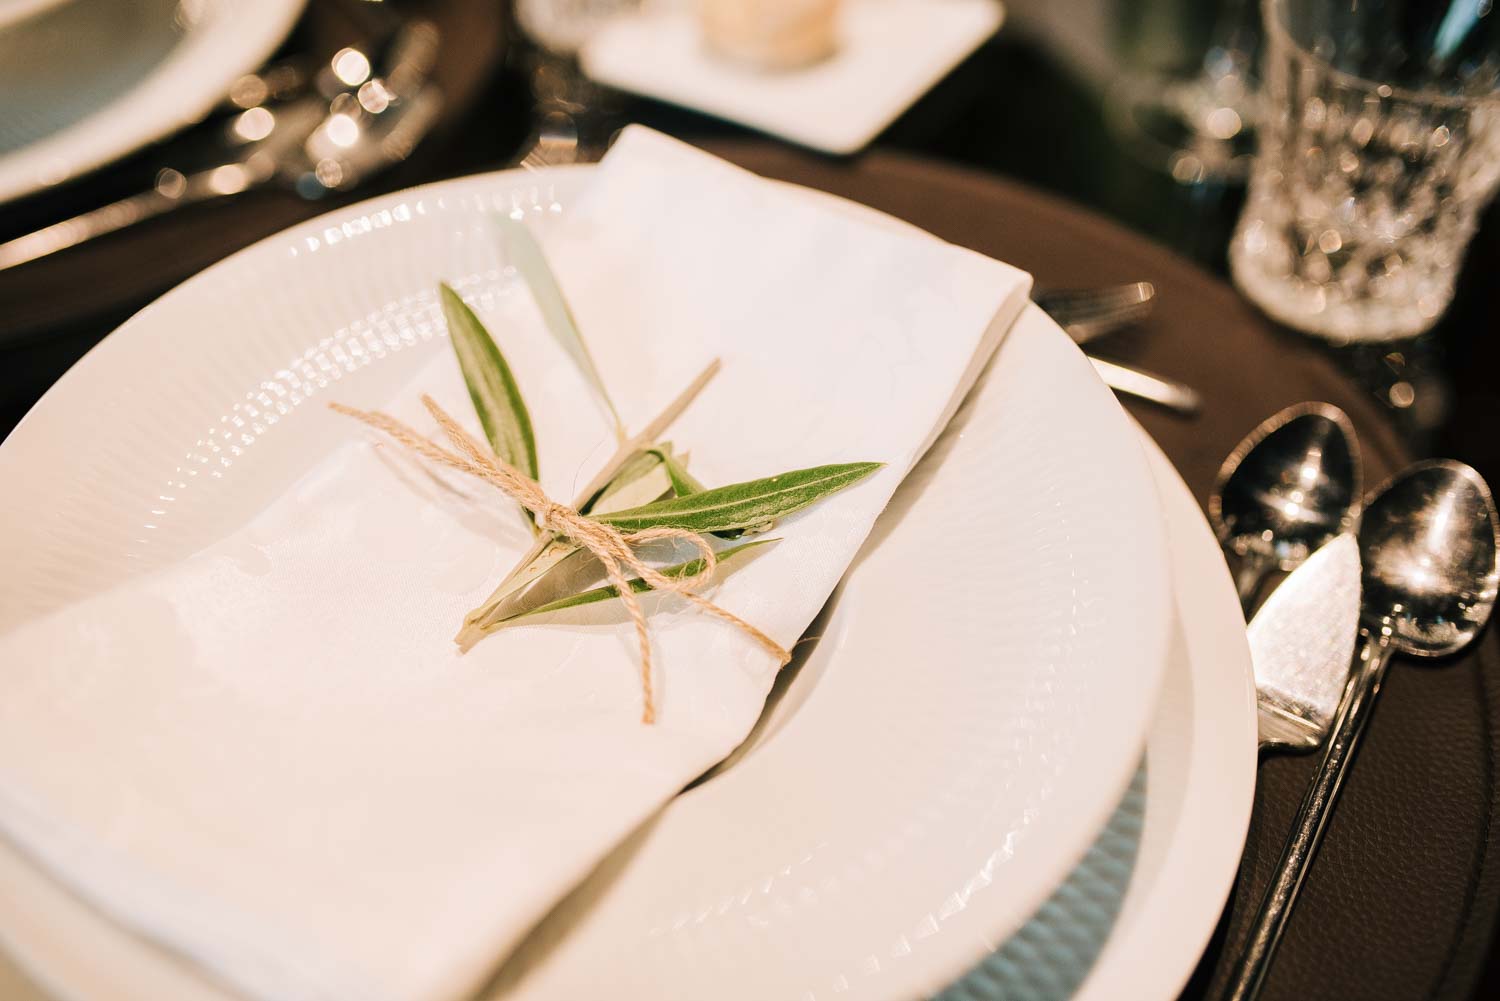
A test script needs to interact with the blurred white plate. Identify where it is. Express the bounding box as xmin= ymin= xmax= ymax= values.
xmin=0 ymin=0 xmax=69 ymax=31
xmin=0 ymin=0 xmax=305 ymax=204
xmin=0 ymin=164 xmax=1181 ymax=1000
xmin=581 ymin=0 xmax=1004 ymax=155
